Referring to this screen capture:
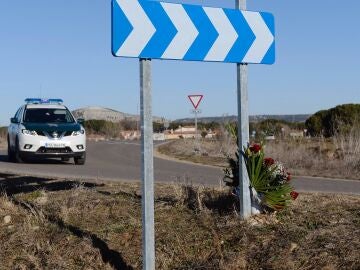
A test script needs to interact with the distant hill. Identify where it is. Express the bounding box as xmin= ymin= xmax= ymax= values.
xmin=175 ymin=114 xmax=311 ymax=124
xmin=72 ymin=106 xmax=165 ymax=123
xmin=72 ymin=106 xmax=136 ymax=122
xmin=72 ymin=107 xmax=310 ymax=125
